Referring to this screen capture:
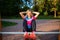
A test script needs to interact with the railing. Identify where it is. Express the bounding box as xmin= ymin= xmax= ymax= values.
xmin=0 ymin=32 xmax=60 ymax=34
